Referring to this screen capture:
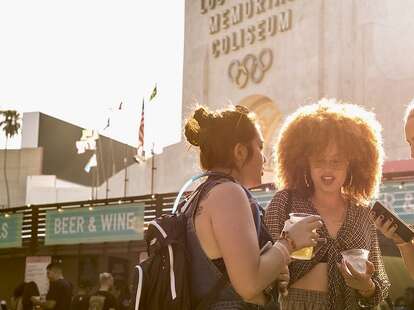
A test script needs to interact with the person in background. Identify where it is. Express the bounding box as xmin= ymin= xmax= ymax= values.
xmin=10 ymin=283 xmax=24 ymax=310
xmin=70 ymin=281 xmax=92 ymax=310
xmin=395 ymin=296 xmax=408 ymax=310
xmin=112 ymin=280 xmax=130 ymax=310
xmin=31 ymin=263 xmax=72 ymax=310
xmin=405 ymin=287 xmax=414 ymax=310
xmin=265 ymin=99 xmax=390 ymax=309
xmin=0 ymin=300 xmax=8 ymax=310
xmin=88 ymin=273 xmax=118 ymax=310
xmin=11 ymin=281 xmax=40 ymax=310
xmin=22 ymin=282 xmax=40 ymax=310
xmin=372 ymin=100 xmax=414 ymax=279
